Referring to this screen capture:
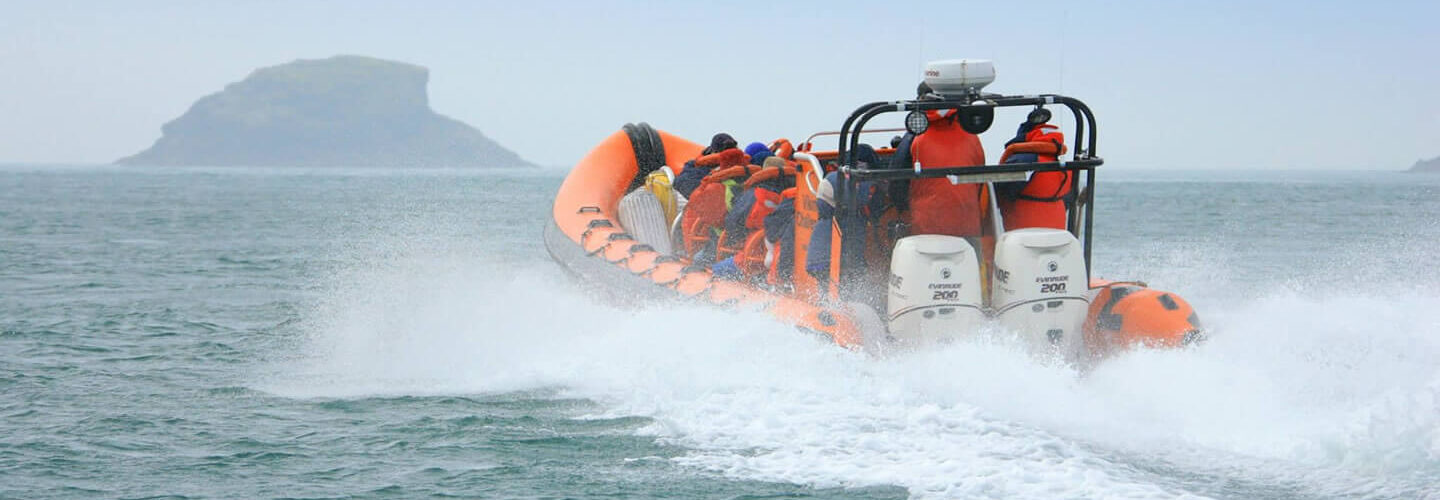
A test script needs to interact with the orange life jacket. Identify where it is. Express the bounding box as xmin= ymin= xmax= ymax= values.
xmin=682 ymin=166 xmax=754 ymax=257
xmin=731 ymin=187 xmax=794 ymax=280
xmin=694 ymin=148 xmax=750 ymax=168
xmin=769 ymin=138 xmax=795 ymax=160
xmin=717 ymin=185 xmax=781 ymax=259
xmin=709 ymin=164 xmax=786 ymax=258
xmin=747 ymin=188 xmax=784 ymax=229
xmin=907 ymin=114 xmax=986 ymax=237
xmin=998 ymin=124 xmax=1071 ymax=230
xmin=679 ymin=148 xmax=755 ymax=257
xmin=681 ymin=181 xmax=734 ymax=256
